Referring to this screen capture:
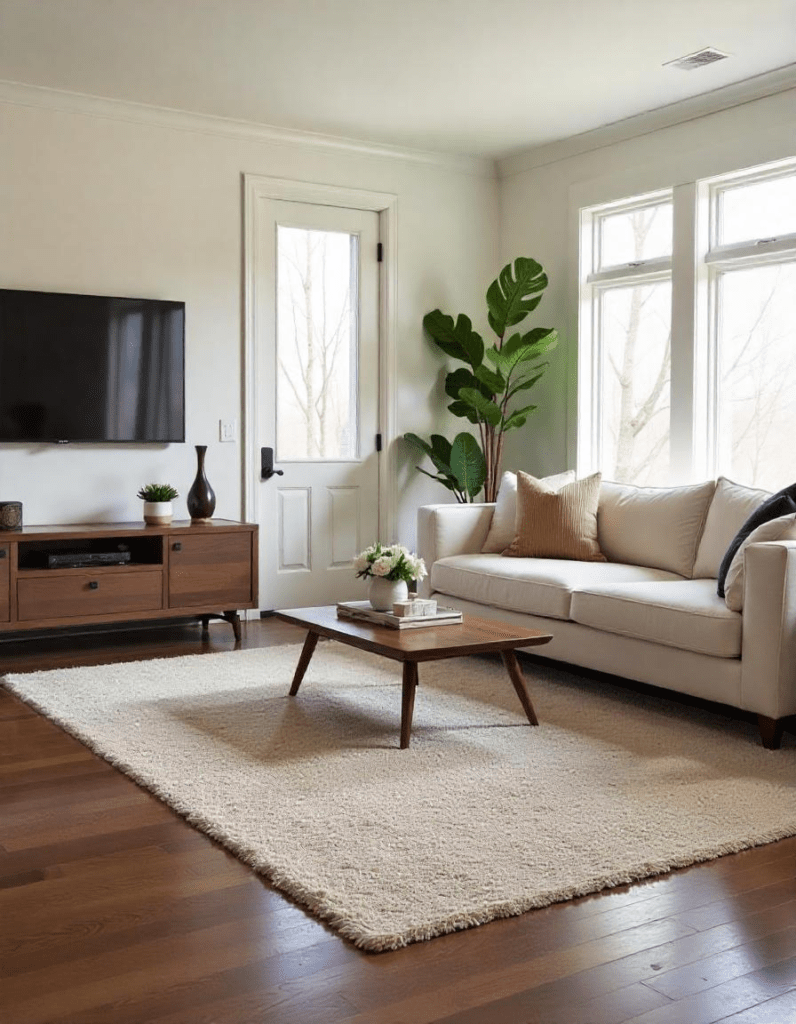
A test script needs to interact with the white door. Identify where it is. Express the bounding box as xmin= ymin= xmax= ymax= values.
xmin=254 ymin=199 xmax=380 ymax=609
